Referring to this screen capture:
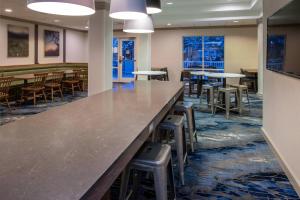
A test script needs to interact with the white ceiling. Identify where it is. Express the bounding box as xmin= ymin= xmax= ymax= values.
xmin=0 ymin=0 xmax=262 ymax=30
